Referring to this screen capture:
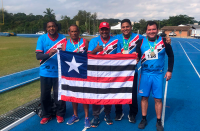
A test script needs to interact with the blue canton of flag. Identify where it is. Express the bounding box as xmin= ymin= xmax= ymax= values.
xmin=60 ymin=51 xmax=87 ymax=79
